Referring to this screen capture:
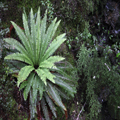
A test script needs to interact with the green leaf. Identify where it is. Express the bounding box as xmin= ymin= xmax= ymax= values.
xmin=36 ymin=68 xmax=47 ymax=85
xmin=44 ymin=92 xmax=57 ymax=118
xmin=47 ymin=83 xmax=66 ymax=111
xmin=43 ymin=69 xmax=55 ymax=83
xmin=4 ymin=53 xmax=33 ymax=65
xmin=53 ymin=68 xmax=73 ymax=82
xmin=23 ymin=72 xmax=35 ymax=100
xmin=41 ymin=18 xmax=60 ymax=58
xmin=53 ymin=73 xmax=71 ymax=81
xmin=17 ymin=66 xmax=34 ymax=87
xmin=40 ymin=56 xmax=65 ymax=68
xmin=32 ymin=75 xmax=39 ymax=102
xmin=39 ymin=60 xmax=56 ymax=69
xmin=4 ymin=38 xmax=28 ymax=55
xmin=22 ymin=10 xmax=34 ymax=60
xmin=23 ymin=10 xmax=31 ymax=43
xmin=42 ymin=33 xmax=66 ymax=61
xmin=54 ymin=78 xmax=75 ymax=97
xmin=19 ymin=80 xmax=28 ymax=91
xmin=39 ymin=10 xmax=47 ymax=62
xmin=38 ymin=77 xmax=44 ymax=100
xmin=116 ymin=53 xmax=120 ymax=57
xmin=11 ymin=21 xmax=31 ymax=53
xmin=35 ymin=7 xmax=41 ymax=63
xmin=36 ymin=68 xmax=55 ymax=85
xmin=41 ymin=97 xmax=50 ymax=120
xmin=55 ymin=87 xmax=69 ymax=99
xmin=30 ymin=8 xmax=36 ymax=64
